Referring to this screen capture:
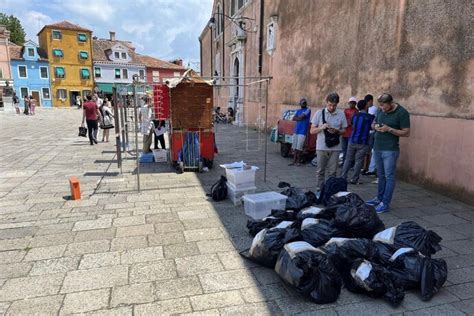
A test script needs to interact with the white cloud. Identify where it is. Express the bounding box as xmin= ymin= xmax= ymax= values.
xmin=20 ymin=11 xmax=53 ymax=41
xmin=61 ymin=1 xmax=116 ymax=22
